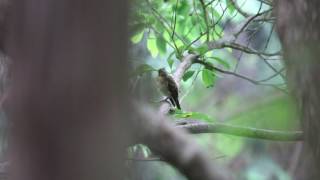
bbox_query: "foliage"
[129,0,238,88]
[129,0,292,179]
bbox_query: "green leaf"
[225,0,236,14]
[154,21,165,33]
[131,30,144,44]
[212,9,221,19]
[147,38,159,58]
[182,71,195,81]
[163,31,171,42]
[176,19,186,35]
[226,47,232,53]
[195,45,209,55]
[187,47,197,54]
[174,111,214,122]
[168,59,174,69]
[176,40,185,49]
[200,35,207,43]
[167,52,175,69]
[176,1,189,15]
[156,36,167,54]
[215,25,223,35]
[202,69,215,88]
[132,64,156,77]
[209,56,230,69]
[213,25,223,40]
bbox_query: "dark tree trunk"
[6,0,129,180]
[276,0,320,179]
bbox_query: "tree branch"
[234,9,268,37]
[135,106,232,180]
[258,68,285,82]
[194,59,288,93]
[229,0,250,17]
[176,120,303,141]
[208,41,281,56]
[204,8,280,58]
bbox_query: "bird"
[156,68,181,110]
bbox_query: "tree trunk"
[276,0,320,179]
[6,0,129,180]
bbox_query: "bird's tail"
[173,97,181,110]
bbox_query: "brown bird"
[157,68,181,109]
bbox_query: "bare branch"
[204,7,280,59]
[258,68,285,82]
[229,0,250,17]
[205,10,281,57]
[253,16,276,23]
[126,155,226,162]
[256,0,273,6]
[234,8,272,37]
[204,0,215,8]
[174,54,200,83]
[126,157,163,161]
[194,59,288,93]
[208,41,281,56]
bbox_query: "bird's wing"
[167,76,181,109]
[167,76,179,97]
[157,76,170,96]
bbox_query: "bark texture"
[6,0,129,180]
[276,0,320,179]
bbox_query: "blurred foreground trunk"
[6,0,129,180]
[276,0,320,179]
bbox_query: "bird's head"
[158,68,167,77]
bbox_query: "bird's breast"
[156,76,170,96]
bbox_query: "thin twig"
[199,0,210,42]
[171,0,179,39]
[258,68,285,82]
[234,5,268,37]
[208,41,282,56]
[234,10,267,72]
[194,59,288,93]
[229,0,250,17]
[256,0,273,6]
[146,0,187,53]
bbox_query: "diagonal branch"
[258,68,285,82]
[229,0,250,17]
[204,8,280,58]
[208,41,281,56]
[135,105,233,180]
[233,8,272,37]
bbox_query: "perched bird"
[157,68,181,109]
